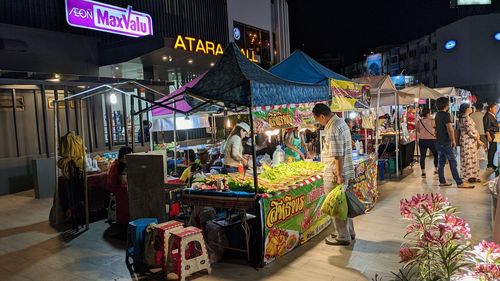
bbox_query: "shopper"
[416,108,438,177]
[406,105,417,131]
[470,103,487,144]
[284,127,310,161]
[434,97,474,188]
[458,103,483,183]
[179,149,201,183]
[312,103,355,246]
[222,122,250,173]
[107,146,133,225]
[483,103,499,170]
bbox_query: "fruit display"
[259,161,324,183]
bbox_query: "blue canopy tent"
[269,49,351,85]
[183,43,329,108]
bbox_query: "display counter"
[178,158,379,266]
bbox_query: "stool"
[166,226,211,281]
[107,193,116,222]
[152,220,184,269]
[126,218,158,269]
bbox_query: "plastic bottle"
[355,140,361,152]
[272,145,285,166]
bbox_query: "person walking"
[434,97,474,188]
[483,103,499,170]
[470,103,487,144]
[416,108,438,177]
[458,103,483,183]
[312,103,355,246]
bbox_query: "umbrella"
[399,84,443,100]
[434,87,458,97]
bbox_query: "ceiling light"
[210,62,215,67]
[188,59,193,64]
[114,66,119,70]
[444,40,457,50]
[494,32,500,41]
[109,93,117,104]
[168,56,173,62]
[348,112,357,119]
[162,55,168,61]
[54,73,60,79]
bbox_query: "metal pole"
[80,101,89,229]
[375,88,381,153]
[122,93,129,146]
[53,100,60,225]
[138,91,145,147]
[91,97,98,150]
[41,85,50,158]
[248,109,259,196]
[131,96,135,152]
[173,102,177,171]
[33,90,42,155]
[74,96,80,135]
[149,110,153,151]
[105,93,113,150]
[395,94,400,177]
[55,90,61,146]
[64,86,70,133]
[11,89,20,157]
[85,99,94,153]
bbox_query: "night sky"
[288,0,499,69]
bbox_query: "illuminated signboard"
[173,35,258,62]
[457,0,491,5]
[65,0,153,37]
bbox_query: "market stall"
[270,51,379,206]
[172,43,332,266]
[354,75,416,176]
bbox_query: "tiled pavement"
[0,158,494,281]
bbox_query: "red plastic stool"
[166,226,211,281]
[152,220,184,269]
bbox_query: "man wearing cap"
[223,122,251,173]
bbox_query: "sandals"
[468,178,481,183]
[439,182,452,187]
[457,183,475,189]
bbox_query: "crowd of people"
[417,98,498,188]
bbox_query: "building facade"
[342,13,499,100]
[0,0,290,195]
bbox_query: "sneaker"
[457,183,475,189]
[325,237,350,246]
[421,173,426,178]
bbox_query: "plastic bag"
[346,190,366,218]
[321,184,348,220]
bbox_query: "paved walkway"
[0,158,494,281]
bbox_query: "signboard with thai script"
[330,79,370,111]
[65,0,153,37]
[252,103,319,133]
[261,176,331,264]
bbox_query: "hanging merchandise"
[57,132,85,179]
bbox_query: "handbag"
[345,189,366,218]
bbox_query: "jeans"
[436,143,463,185]
[488,141,498,168]
[418,139,438,170]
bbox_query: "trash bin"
[388,157,396,174]
[378,159,387,180]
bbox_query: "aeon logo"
[69,7,92,19]
[65,0,153,38]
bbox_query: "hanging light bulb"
[349,111,357,119]
[109,93,117,104]
[226,118,231,128]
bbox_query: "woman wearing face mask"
[222,122,250,173]
[458,103,484,183]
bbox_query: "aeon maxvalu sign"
[65,0,153,37]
